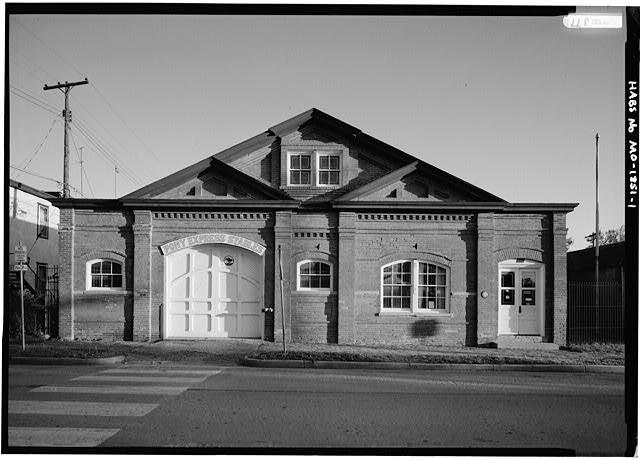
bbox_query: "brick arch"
[494,247,543,263]
[82,250,126,264]
[379,251,451,267]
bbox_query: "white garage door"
[165,244,263,338]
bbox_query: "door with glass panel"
[498,265,541,335]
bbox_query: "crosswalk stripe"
[9,427,120,447]
[71,375,207,384]
[9,400,158,417]
[100,368,222,376]
[31,385,188,395]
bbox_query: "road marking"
[9,400,158,417]
[9,427,120,447]
[71,375,208,384]
[31,385,188,395]
[100,368,222,376]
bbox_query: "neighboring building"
[8,179,60,333]
[567,242,625,282]
[50,109,577,348]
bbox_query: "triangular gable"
[335,161,503,203]
[121,157,292,200]
[212,108,504,202]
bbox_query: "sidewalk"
[8,338,624,372]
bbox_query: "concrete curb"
[240,357,624,373]
[10,355,125,366]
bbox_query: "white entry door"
[498,264,542,335]
[165,244,263,339]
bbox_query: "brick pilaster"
[273,211,292,343]
[476,212,496,344]
[337,211,356,344]
[552,212,568,346]
[132,210,153,341]
[58,208,75,339]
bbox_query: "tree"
[566,237,574,250]
[585,225,625,247]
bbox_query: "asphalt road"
[6,363,626,454]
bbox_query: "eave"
[331,201,579,213]
[10,179,60,201]
[119,199,301,210]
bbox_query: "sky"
[7,11,626,250]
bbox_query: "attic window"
[186,186,196,196]
[289,153,312,185]
[386,189,398,198]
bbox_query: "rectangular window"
[500,271,516,305]
[36,263,47,295]
[37,204,49,239]
[417,263,447,310]
[289,154,312,185]
[317,153,341,186]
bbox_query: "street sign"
[15,243,27,263]
[13,264,28,272]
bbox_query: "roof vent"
[386,189,398,198]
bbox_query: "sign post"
[15,242,27,351]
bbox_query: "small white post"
[20,268,25,351]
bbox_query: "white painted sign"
[14,243,27,263]
[160,233,266,256]
[13,264,28,272]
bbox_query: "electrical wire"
[73,118,144,184]
[18,116,60,172]
[9,83,59,112]
[9,88,59,116]
[70,123,142,187]
[68,128,95,198]
[89,82,162,163]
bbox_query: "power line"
[10,166,86,198]
[89,82,162,163]
[72,121,142,185]
[73,118,144,184]
[12,18,85,79]
[9,88,59,115]
[68,128,95,198]
[18,116,60,172]
[71,123,142,187]
[12,18,157,182]
[10,83,59,112]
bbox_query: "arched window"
[297,260,332,291]
[86,259,123,290]
[381,260,449,312]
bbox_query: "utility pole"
[43,78,89,198]
[79,146,84,196]
[595,133,600,322]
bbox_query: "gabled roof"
[213,108,505,202]
[9,179,61,201]
[121,157,292,201]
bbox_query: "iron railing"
[567,281,624,343]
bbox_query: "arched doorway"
[498,259,545,336]
[164,242,264,339]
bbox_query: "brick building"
[51,109,577,348]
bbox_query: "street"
[6,363,625,454]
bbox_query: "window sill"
[376,310,452,318]
[294,290,336,294]
[80,289,130,295]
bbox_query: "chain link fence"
[567,281,624,343]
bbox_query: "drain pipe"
[278,245,287,354]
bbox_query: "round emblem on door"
[223,255,235,266]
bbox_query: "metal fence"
[567,281,624,343]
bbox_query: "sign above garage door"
[160,233,266,256]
